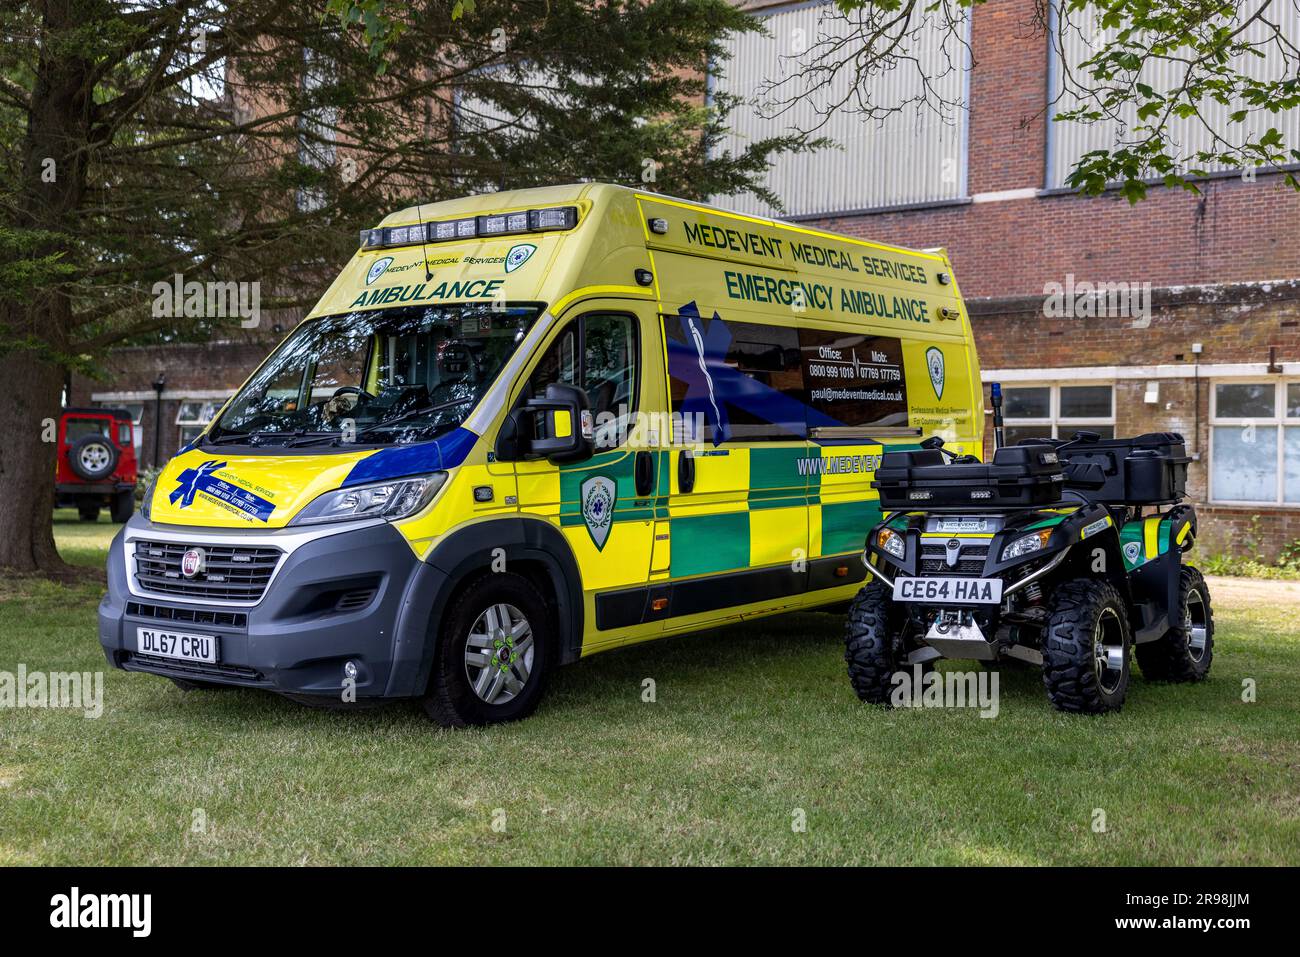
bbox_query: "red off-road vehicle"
[55,408,138,523]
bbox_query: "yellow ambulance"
[100,183,983,725]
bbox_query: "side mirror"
[498,383,593,464]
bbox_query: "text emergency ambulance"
[100,183,983,725]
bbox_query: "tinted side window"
[582,314,637,422]
[664,312,804,444]
[528,324,578,397]
[526,313,639,449]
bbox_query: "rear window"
[65,419,110,441]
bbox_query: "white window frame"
[999,382,1116,440]
[176,398,223,447]
[1209,378,1300,507]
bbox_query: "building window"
[1211,381,1300,504]
[710,1,970,218]
[176,400,223,446]
[999,383,1115,445]
[1047,5,1300,188]
[119,403,144,454]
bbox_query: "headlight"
[139,474,157,520]
[1001,529,1053,561]
[290,472,447,526]
[877,527,906,559]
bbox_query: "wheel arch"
[387,517,584,698]
[1049,530,1132,604]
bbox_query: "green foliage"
[1,0,802,360]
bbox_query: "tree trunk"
[0,0,94,575]
[0,349,69,574]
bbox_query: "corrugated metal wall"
[1048,3,1300,188]
[711,1,971,219]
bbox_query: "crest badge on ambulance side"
[366,256,393,285]
[926,346,945,399]
[581,475,616,551]
[505,243,537,273]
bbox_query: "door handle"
[635,450,654,497]
[678,449,695,494]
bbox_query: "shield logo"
[580,475,616,551]
[925,346,945,399]
[181,547,207,579]
[505,243,537,273]
[366,256,393,285]
[1123,541,1142,565]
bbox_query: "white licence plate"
[136,627,218,664]
[895,577,1003,605]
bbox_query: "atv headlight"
[1001,528,1053,561]
[291,472,447,526]
[877,527,906,560]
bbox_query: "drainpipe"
[152,374,166,467]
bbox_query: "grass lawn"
[0,509,1297,865]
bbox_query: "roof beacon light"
[360,205,579,250]
[479,211,530,236]
[386,224,422,246]
[530,206,577,231]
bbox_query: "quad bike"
[845,387,1212,714]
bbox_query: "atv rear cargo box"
[1058,432,1189,504]
[874,443,1065,509]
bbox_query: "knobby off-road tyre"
[844,580,925,705]
[422,572,553,728]
[1040,579,1132,714]
[1135,566,1214,682]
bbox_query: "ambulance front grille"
[132,540,281,602]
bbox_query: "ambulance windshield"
[207,302,541,447]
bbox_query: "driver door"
[509,304,659,644]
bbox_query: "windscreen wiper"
[275,398,476,449]
[346,397,475,442]
[204,430,275,446]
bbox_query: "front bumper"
[98,514,445,698]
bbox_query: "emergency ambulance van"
[99,183,983,725]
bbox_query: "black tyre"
[1135,566,1214,682]
[844,580,926,705]
[77,503,100,522]
[1041,579,1132,714]
[111,489,134,523]
[68,434,118,481]
[422,572,553,727]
